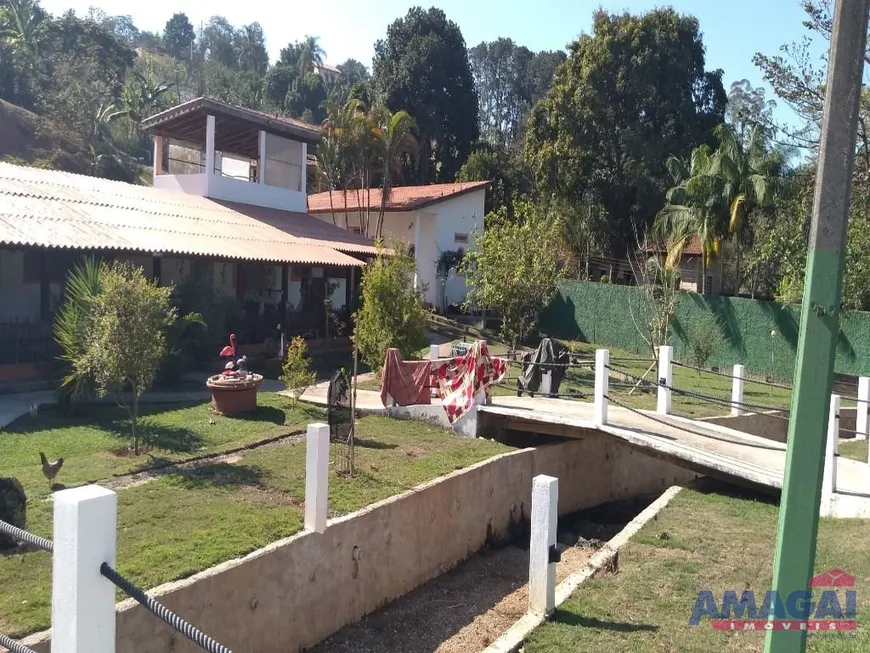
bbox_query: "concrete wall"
[25,438,697,653]
[703,407,859,443]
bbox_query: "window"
[454,233,468,244]
[349,226,361,234]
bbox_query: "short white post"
[529,474,558,617]
[857,376,870,440]
[594,349,609,425]
[731,364,745,417]
[52,485,117,653]
[657,345,673,415]
[305,423,330,533]
[429,344,440,361]
[822,394,840,511]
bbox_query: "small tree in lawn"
[684,313,724,384]
[79,262,176,454]
[355,243,429,371]
[461,206,566,354]
[281,336,317,408]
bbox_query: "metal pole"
[765,2,869,652]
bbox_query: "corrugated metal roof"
[0,162,379,267]
[307,181,491,213]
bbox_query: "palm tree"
[297,35,325,75]
[372,107,417,239]
[0,0,43,55]
[711,123,781,292]
[314,132,340,225]
[653,145,727,295]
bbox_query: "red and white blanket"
[431,341,508,424]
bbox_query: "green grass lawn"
[0,404,511,637]
[840,439,868,463]
[524,484,870,653]
[0,394,324,501]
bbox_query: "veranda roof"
[0,162,378,267]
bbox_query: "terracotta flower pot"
[206,373,264,415]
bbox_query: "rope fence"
[100,563,232,653]
[0,633,37,653]
[0,520,53,552]
[604,364,792,417]
[602,393,786,450]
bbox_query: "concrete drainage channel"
[311,491,674,653]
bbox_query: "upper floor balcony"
[142,97,320,214]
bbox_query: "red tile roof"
[307,181,491,214]
[0,162,378,266]
[644,236,703,256]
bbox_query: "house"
[315,62,342,81]
[644,237,723,295]
[307,181,490,310]
[0,97,380,385]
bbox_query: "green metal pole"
[765,2,869,652]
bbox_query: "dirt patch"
[313,544,593,653]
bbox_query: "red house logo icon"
[809,569,856,588]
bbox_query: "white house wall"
[309,188,485,308]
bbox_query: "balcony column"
[205,114,216,185]
[301,142,307,194]
[258,130,266,185]
[152,135,163,176]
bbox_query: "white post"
[731,364,745,417]
[205,114,216,179]
[305,423,329,533]
[152,135,163,176]
[529,474,558,617]
[258,130,267,185]
[52,485,117,653]
[594,349,609,426]
[412,211,421,291]
[300,142,308,194]
[857,376,869,440]
[657,345,673,415]
[429,344,440,361]
[822,394,840,511]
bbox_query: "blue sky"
[42,0,828,128]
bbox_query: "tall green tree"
[235,23,268,74]
[297,35,324,75]
[525,8,726,256]
[461,202,566,352]
[78,262,177,454]
[469,38,565,145]
[653,145,725,294]
[455,142,531,220]
[372,106,417,239]
[373,7,479,183]
[162,12,195,60]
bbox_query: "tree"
[163,12,195,60]
[54,257,102,409]
[373,7,479,183]
[725,79,776,144]
[469,38,565,145]
[525,8,726,256]
[372,106,417,238]
[297,35,324,75]
[0,0,44,56]
[281,336,316,408]
[78,262,177,455]
[354,245,429,370]
[456,143,531,219]
[461,203,566,351]
[653,145,725,295]
[684,313,724,383]
[235,23,268,74]
[201,16,238,69]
